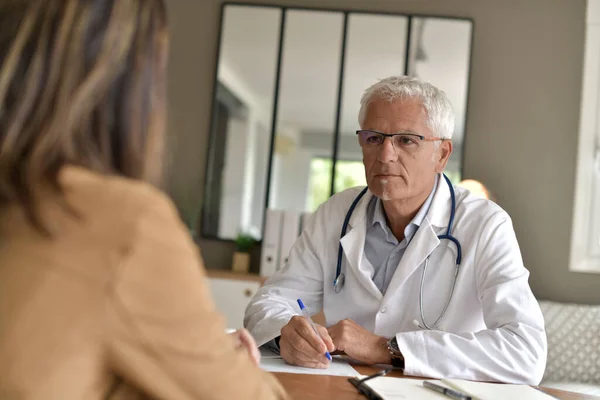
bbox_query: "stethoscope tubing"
[333,174,463,330]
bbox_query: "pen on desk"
[296,299,332,361]
[423,381,472,400]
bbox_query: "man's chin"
[369,185,410,201]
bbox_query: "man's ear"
[435,140,453,172]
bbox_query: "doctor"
[244,76,547,384]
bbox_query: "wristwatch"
[387,336,405,369]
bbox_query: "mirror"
[408,17,472,183]
[202,5,281,239]
[202,4,473,241]
[268,9,344,214]
[334,13,409,195]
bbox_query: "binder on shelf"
[260,209,283,277]
[278,210,301,271]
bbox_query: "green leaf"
[235,232,257,253]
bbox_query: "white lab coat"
[244,175,547,384]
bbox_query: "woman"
[0,1,287,399]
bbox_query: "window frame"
[570,0,600,273]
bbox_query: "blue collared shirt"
[364,175,439,295]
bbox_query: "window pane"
[596,84,600,253]
[590,149,600,256]
[334,160,367,193]
[307,158,333,212]
[307,159,367,212]
[268,10,344,212]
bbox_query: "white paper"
[359,376,449,400]
[442,379,556,400]
[260,356,358,376]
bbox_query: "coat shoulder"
[454,186,511,224]
[313,186,369,220]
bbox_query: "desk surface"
[273,365,600,400]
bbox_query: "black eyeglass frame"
[356,129,445,143]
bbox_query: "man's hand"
[327,319,391,365]
[279,315,335,369]
[230,328,261,367]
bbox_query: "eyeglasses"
[356,130,444,153]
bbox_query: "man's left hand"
[327,319,391,365]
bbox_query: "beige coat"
[0,166,288,400]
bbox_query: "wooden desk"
[273,366,600,400]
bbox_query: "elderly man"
[244,76,546,384]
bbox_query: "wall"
[165,0,600,304]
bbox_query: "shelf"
[206,269,267,284]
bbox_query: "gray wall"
[165,0,600,304]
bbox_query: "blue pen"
[297,299,332,361]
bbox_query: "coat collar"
[339,173,454,300]
[347,173,452,231]
[346,189,375,231]
[383,175,454,299]
[426,173,453,229]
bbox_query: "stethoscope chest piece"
[333,273,345,293]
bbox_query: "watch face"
[389,336,400,353]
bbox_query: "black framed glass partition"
[201,3,473,241]
[268,9,344,215]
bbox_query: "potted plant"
[232,232,257,274]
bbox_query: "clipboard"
[348,377,385,400]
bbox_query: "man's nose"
[377,137,398,162]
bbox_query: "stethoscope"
[333,174,463,330]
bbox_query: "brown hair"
[0,0,168,232]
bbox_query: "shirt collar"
[370,174,439,242]
[412,173,439,228]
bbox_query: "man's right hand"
[279,315,335,369]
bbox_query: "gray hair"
[358,76,455,139]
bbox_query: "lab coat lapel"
[383,220,440,299]
[383,175,452,300]
[427,173,453,230]
[339,190,383,301]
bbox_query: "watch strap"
[387,337,405,370]
[391,355,405,369]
